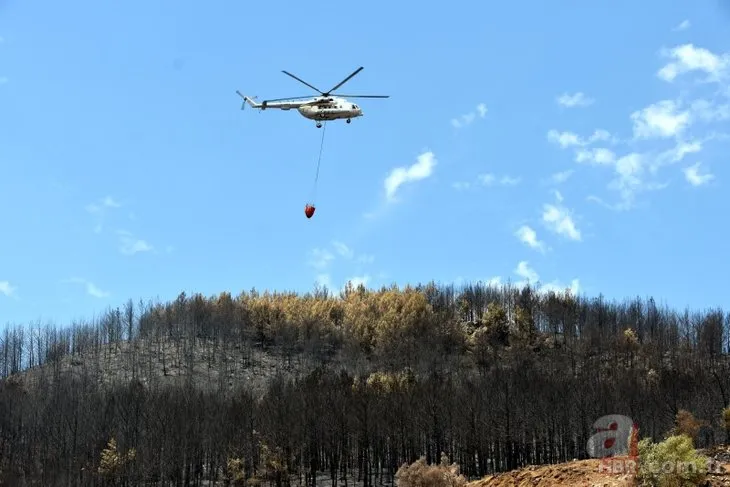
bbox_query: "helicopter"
[236,66,388,128]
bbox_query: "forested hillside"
[2,281,730,486]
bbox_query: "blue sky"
[1,1,730,325]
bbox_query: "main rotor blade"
[263,96,316,102]
[334,94,389,98]
[281,70,324,94]
[325,66,363,94]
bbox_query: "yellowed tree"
[98,437,136,485]
[225,457,246,486]
[621,327,639,367]
[513,305,537,344]
[481,302,509,348]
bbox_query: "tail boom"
[236,91,262,109]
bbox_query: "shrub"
[395,453,467,487]
[669,410,703,442]
[636,434,708,486]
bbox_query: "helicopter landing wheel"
[346,119,351,124]
[316,122,322,128]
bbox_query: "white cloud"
[586,150,670,211]
[452,181,471,190]
[85,196,122,233]
[657,44,729,82]
[0,281,17,298]
[485,276,502,287]
[117,230,153,255]
[309,248,334,269]
[453,173,520,189]
[499,175,521,185]
[673,20,691,32]
[649,139,703,172]
[478,174,495,185]
[451,103,487,128]
[547,129,613,148]
[384,151,436,201]
[541,278,581,296]
[476,103,488,118]
[315,273,333,290]
[547,130,582,148]
[683,162,714,186]
[575,147,616,165]
[557,92,594,107]
[512,262,580,295]
[515,261,539,283]
[332,241,354,259]
[515,225,547,253]
[63,277,110,298]
[86,196,121,213]
[631,100,690,139]
[310,241,373,269]
[308,242,375,291]
[345,275,370,290]
[542,202,581,241]
[691,99,730,122]
[549,170,573,184]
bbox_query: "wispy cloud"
[451,103,487,128]
[63,277,110,298]
[673,19,691,32]
[515,225,547,253]
[344,275,370,290]
[86,196,122,233]
[513,261,580,295]
[452,173,521,190]
[0,281,17,299]
[546,129,614,148]
[332,241,354,260]
[0,77,8,86]
[515,261,540,283]
[86,196,121,213]
[307,240,376,292]
[384,151,436,201]
[542,192,582,241]
[556,92,594,107]
[315,273,333,290]
[548,170,573,184]
[116,230,153,255]
[631,100,691,139]
[657,43,729,83]
[683,162,714,186]
[309,248,335,269]
[575,147,616,165]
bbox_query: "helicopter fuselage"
[297,98,363,121]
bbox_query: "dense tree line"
[1,281,729,485]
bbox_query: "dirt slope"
[467,455,730,487]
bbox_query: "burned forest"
[1,281,730,486]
